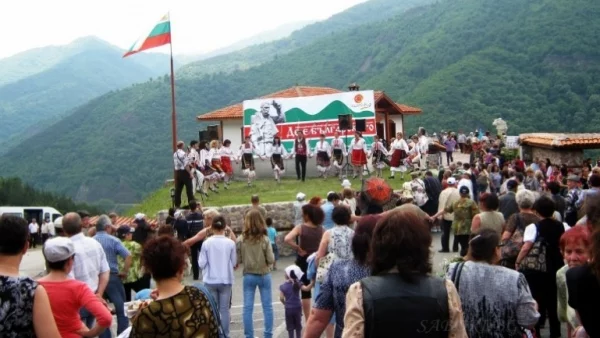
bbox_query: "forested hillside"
[178,0,434,78]
[0,37,172,150]
[2,0,598,204]
[0,177,102,214]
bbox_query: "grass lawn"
[127,170,409,216]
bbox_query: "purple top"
[444,139,457,152]
[280,280,302,309]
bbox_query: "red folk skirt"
[211,159,223,173]
[351,149,367,166]
[390,149,407,167]
[221,156,233,175]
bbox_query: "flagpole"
[169,40,177,153]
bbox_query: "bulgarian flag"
[123,13,171,57]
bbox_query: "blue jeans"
[243,274,273,338]
[205,283,232,338]
[105,273,128,336]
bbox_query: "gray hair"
[96,215,112,231]
[62,212,82,236]
[516,190,536,209]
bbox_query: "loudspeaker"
[338,114,353,131]
[198,130,208,142]
[355,119,366,132]
[207,125,219,140]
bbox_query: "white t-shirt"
[523,222,571,242]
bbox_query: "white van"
[0,206,63,224]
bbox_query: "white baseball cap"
[447,177,457,185]
[43,237,75,263]
[134,213,146,220]
[296,192,306,201]
[341,179,352,188]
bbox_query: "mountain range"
[1,0,599,205]
[0,37,174,150]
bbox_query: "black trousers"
[123,274,151,302]
[440,220,452,251]
[446,151,453,165]
[29,233,38,248]
[174,170,194,208]
[295,155,307,181]
[190,241,202,280]
[456,234,470,256]
[523,270,561,338]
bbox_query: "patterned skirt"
[332,149,344,166]
[316,151,330,167]
[271,153,284,170]
[211,159,223,173]
[241,153,254,170]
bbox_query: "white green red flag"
[123,13,171,57]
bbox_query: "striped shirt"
[69,233,110,292]
[93,231,130,274]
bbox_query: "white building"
[196,85,422,146]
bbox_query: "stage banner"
[243,90,376,156]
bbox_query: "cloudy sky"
[1,0,368,58]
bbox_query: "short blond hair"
[209,140,219,148]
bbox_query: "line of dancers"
[184,128,430,193]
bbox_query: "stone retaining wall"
[204,201,297,257]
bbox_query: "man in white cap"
[341,179,352,189]
[132,213,153,246]
[437,177,460,252]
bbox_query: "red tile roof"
[519,133,600,149]
[197,86,421,121]
[88,216,158,227]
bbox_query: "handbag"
[519,223,547,273]
[500,214,524,268]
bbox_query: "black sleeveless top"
[361,273,449,338]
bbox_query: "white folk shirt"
[208,148,221,161]
[218,146,234,159]
[199,149,211,167]
[237,143,255,158]
[331,137,347,155]
[313,141,332,157]
[188,148,200,167]
[370,141,389,157]
[350,138,367,152]
[271,145,288,156]
[391,138,410,152]
[418,135,430,155]
[173,149,189,170]
[29,222,38,234]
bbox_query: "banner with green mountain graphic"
[243,90,376,154]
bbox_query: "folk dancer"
[188,140,206,197]
[369,135,390,178]
[312,134,332,179]
[416,127,430,172]
[173,140,194,208]
[289,131,308,182]
[199,141,220,194]
[349,131,368,180]
[270,136,289,183]
[389,132,410,179]
[219,139,235,189]
[330,131,347,179]
[208,140,226,187]
[408,135,421,171]
[238,136,257,186]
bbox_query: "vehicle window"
[52,214,61,221]
[44,212,50,221]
